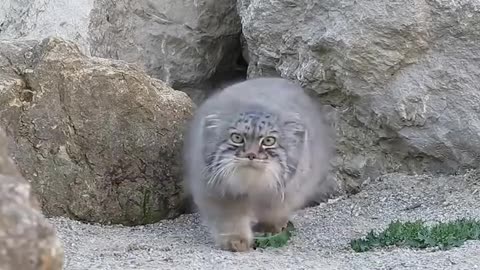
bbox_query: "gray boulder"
[238,0,480,192]
[0,0,243,95]
[0,127,64,270]
[0,37,195,225]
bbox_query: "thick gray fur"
[182,77,335,251]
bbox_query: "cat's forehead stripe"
[230,110,277,139]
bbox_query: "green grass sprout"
[254,221,295,249]
[351,218,480,252]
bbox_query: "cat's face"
[226,111,283,166]
[203,110,305,197]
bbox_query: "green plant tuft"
[254,221,295,249]
[351,218,480,252]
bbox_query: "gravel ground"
[51,171,480,270]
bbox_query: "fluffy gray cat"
[183,77,335,252]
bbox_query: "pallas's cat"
[183,77,334,252]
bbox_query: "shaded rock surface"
[0,127,64,270]
[238,0,480,192]
[89,0,244,94]
[0,37,195,225]
[0,0,244,100]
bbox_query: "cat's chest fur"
[223,166,278,197]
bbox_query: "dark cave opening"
[178,34,249,105]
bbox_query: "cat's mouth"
[234,157,269,169]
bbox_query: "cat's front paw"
[217,234,253,252]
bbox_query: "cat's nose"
[246,153,257,160]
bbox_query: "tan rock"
[0,127,64,270]
[0,37,195,225]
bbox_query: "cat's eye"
[262,136,276,147]
[230,133,244,144]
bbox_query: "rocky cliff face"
[0,127,64,270]
[238,0,480,191]
[0,37,194,225]
[0,0,245,102]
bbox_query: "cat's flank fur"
[183,77,335,252]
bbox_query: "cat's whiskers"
[265,164,285,202]
[206,158,237,189]
[208,164,226,187]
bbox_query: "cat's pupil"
[231,133,244,144]
[262,136,275,146]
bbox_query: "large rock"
[238,0,480,192]
[0,0,243,97]
[0,127,64,270]
[0,37,195,225]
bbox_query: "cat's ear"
[201,113,223,142]
[200,114,221,164]
[200,113,221,147]
[283,113,307,143]
[202,113,221,130]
